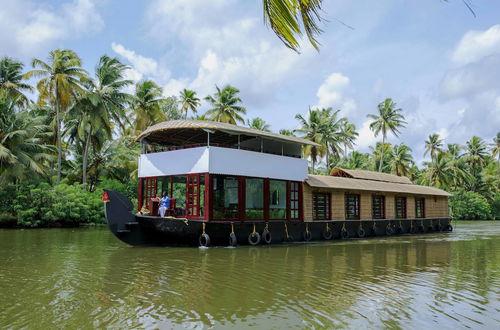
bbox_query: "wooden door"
[186,174,200,217]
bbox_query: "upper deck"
[136,120,318,181]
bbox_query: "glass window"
[172,176,186,211]
[269,180,286,219]
[372,195,385,219]
[395,196,406,218]
[345,194,360,219]
[245,178,264,219]
[289,182,300,220]
[157,176,170,199]
[313,193,330,220]
[213,175,239,219]
[416,198,425,218]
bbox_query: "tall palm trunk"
[379,134,385,172]
[325,142,330,174]
[82,128,92,185]
[55,99,62,184]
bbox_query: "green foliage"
[0,183,105,227]
[490,194,500,220]
[450,191,492,220]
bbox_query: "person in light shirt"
[158,191,170,217]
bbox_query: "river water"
[0,221,499,329]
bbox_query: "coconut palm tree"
[369,142,393,173]
[390,143,414,177]
[340,121,358,156]
[294,108,326,173]
[424,133,444,161]
[316,108,346,173]
[262,0,323,52]
[335,151,370,171]
[204,85,246,124]
[179,89,201,120]
[0,57,32,105]
[247,117,271,131]
[67,55,132,185]
[422,152,453,188]
[491,132,500,166]
[465,136,488,170]
[25,49,87,184]
[0,93,53,184]
[367,98,407,172]
[279,129,295,136]
[131,80,167,132]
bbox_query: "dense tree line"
[0,51,498,226]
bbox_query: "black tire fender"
[358,227,366,238]
[322,229,333,240]
[199,233,210,247]
[229,233,237,247]
[386,225,394,236]
[303,230,312,241]
[262,230,272,244]
[341,229,349,239]
[445,224,453,232]
[248,232,261,245]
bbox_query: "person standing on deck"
[158,191,170,217]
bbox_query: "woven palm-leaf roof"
[330,168,413,184]
[306,175,451,197]
[136,120,319,146]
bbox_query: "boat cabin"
[136,120,451,222]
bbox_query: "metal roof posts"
[203,128,215,148]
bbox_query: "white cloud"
[452,24,500,65]
[356,120,376,150]
[111,42,159,77]
[0,0,103,55]
[314,72,357,115]
[163,79,187,97]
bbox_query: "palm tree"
[340,121,358,156]
[294,109,326,173]
[0,93,53,184]
[491,132,500,166]
[424,133,444,161]
[131,80,167,132]
[335,151,370,171]
[279,129,295,136]
[390,144,414,177]
[367,98,407,172]
[67,55,132,185]
[247,117,271,131]
[179,89,200,120]
[26,49,87,184]
[263,0,323,52]
[0,57,32,105]
[370,142,393,173]
[422,152,453,188]
[204,85,246,124]
[465,136,488,170]
[316,108,346,173]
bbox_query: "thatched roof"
[330,168,413,184]
[306,175,451,197]
[136,120,319,146]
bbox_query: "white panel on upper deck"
[138,147,209,177]
[138,146,308,180]
[208,147,308,181]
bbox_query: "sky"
[1,0,499,165]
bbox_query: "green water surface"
[0,221,499,329]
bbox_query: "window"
[345,194,360,219]
[246,178,264,219]
[372,195,385,219]
[416,198,425,218]
[313,193,330,220]
[289,182,300,220]
[213,175,239,219]
[186,174,200,217]
[172,176,187,210]
[395,196,407,219]
[143,177,158,208]
[269,180,286,219]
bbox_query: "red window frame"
[289,181,300,220]
[186,174,201,217]
[144,177,158,209]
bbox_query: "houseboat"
[103,120,453,246]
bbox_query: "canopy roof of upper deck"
[136,120,320,147]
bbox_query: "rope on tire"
[231,222,235,235]
[284,223,290,239]
[202,222,206,234]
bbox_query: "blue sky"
[1,0,499,165]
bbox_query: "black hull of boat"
[104,190,453,247]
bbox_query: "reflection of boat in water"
[104,120,452,247]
